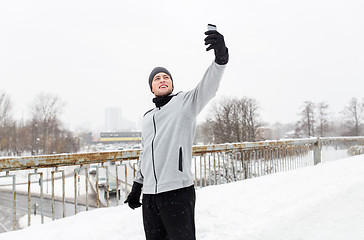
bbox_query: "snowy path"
[2,155,364,240]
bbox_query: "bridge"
[1,136,363,233]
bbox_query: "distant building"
[256,127,273,141]
[105,107,122,131]
[99,132,141,144]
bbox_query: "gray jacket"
[135,61,226,194]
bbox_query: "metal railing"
[0,136,363,232]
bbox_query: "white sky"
[2,154,364,239]
[1,0,364,131]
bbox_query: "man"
[125,27,228,240]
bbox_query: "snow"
[18,215,53,229]
[2,155,364,240]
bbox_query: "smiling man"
[150,70,173,97]
[124,27,229,240]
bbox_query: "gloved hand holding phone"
[204,24,229,65]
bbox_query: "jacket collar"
[152,94,174,108]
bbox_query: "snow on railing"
[0,137,363,232]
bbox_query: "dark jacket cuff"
[215,48,229,65]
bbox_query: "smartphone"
[207,24,217,31]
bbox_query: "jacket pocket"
[178,147,183,172]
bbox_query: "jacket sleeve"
[183,61,226,116]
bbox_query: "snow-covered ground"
[2,154,364,240]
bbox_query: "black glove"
[204,30,229,65]
[124,182,143,209]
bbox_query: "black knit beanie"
[148,67,173,92]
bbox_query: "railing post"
[314,138,322,165]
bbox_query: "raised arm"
[183,29,229,115]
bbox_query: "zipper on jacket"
[178,147,183,172]
[151,114,158,193]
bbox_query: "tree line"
[2,89,363,156]
[295,98,364,138]
[0,91,79,156]
[196,96,364,144]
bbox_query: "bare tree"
[210,98,235,143]
[296,101,315,137]
[0,91,12,124]
[31,93,65,123]
[342,97,364,136]
[30,93,66,154]
[0,91,14,154]
[14,120,30,155]
[207,97,260,143]
[240,97,260,141]
[316,102,330,137]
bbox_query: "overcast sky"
[1,0,363,131]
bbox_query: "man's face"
[151,72,173,97]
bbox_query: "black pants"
[142,185,196,240]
